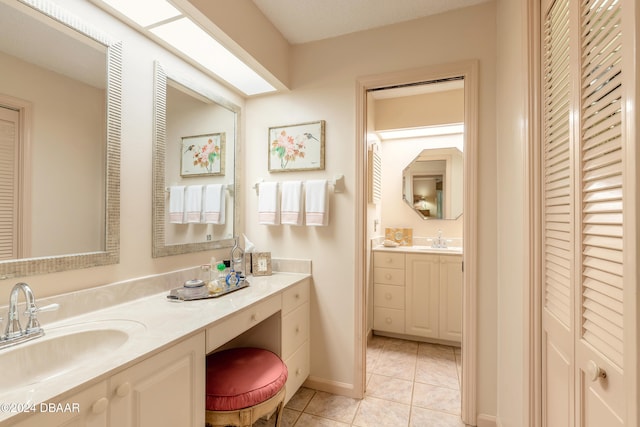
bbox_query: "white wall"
[245,2,498,417]
[0,0,244,298]
[495,0,528,426]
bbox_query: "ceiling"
[251,0,490,44]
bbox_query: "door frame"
[355,59,479,425]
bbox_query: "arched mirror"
[152,61,239,257]
[0,0,121,278]
[402,147,463,220]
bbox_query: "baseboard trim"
[303,376,359,399]
[476,414,498,427]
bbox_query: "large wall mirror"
[402,147,463,220]
[152,61,239,257]
[0,0,121,278]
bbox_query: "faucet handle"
[24,303,60,316]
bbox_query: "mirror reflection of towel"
[305,180,328,226]
[203,184,225,224]
[185,185,203,223]
[169,186,185,224]
[281,181,303,225]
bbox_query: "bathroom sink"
[410,245,463,254]
[0,319,145,391]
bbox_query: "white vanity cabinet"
[108,332,205,427]
[10,382,109,427]
[281,280,310,404]
[373,250,462,343]
[372,252,406,334]
[11,333,205,427]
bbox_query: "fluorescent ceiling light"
[100,0,180,27]
[150,18,275,96]
[377,123,464,140]
[95,0,276,96]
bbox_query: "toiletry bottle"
[226,268,239,289]
[215,263,227,290]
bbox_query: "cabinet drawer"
[374,267,405,285]
[206,295,281,353]
[374,284,405,310]
[282,279,310,315]
[282,302,310,360]
[373,251,405,269]
[373,307,405,334]
[284,341,310,405]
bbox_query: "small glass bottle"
[226,268,239,289]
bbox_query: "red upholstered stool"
[205,347,288,427]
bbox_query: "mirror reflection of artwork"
[181,133,225,177]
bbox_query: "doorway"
[355,60,479,426]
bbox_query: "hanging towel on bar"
[203,184,225,224]
[258,182,280,225]
[305,179,329,226]
[169,186,186,224]
[281,180,303,225]
[185,185,203,223]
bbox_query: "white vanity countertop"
[373,245,463,255]
[0,272,310,425]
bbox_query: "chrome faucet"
[1,282,58,349]
[432,229,448,249]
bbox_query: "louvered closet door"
[541,0,575,424]
[541,0,629,425]
[0,106,19,260]
[575,0,624,425]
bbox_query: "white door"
[541,0,633,425]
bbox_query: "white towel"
[203,184,225,224]
[305,180,329,226]
[258,182,279,225]
[185,185,203,223]
[281,180,303,225]
[169,186,185,224]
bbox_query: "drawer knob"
[295,293,300,299]
[385,293,392,300]
[116,382,131,397]
[251,313,258,322]
[386,258,392,263]
[385,273,392,280]
[385,317,392,324]
[295,325,300,333]
[296,368,302,375]
[91,397,109,415]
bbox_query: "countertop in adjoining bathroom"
[0,272,310,425]
[373,245,463,255]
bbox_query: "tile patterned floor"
[254,335,464,427]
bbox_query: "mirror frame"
[152,61,240,257]
[0,0,121,279]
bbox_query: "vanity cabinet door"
[10,381,108,427]
[438,255,463,342]
[108,332,205,427]
[405,254,440,339]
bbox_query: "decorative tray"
[166,281,250,301]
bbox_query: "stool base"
[205,386,286,427]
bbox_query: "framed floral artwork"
[268,120,325,172]
[180,133,225,177]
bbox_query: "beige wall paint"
[244,1,497,416]
[0,51,105,257]
[380,135,464,237]
[495,0,527,426]
[0,0,244,298]
[374,89,465,130]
